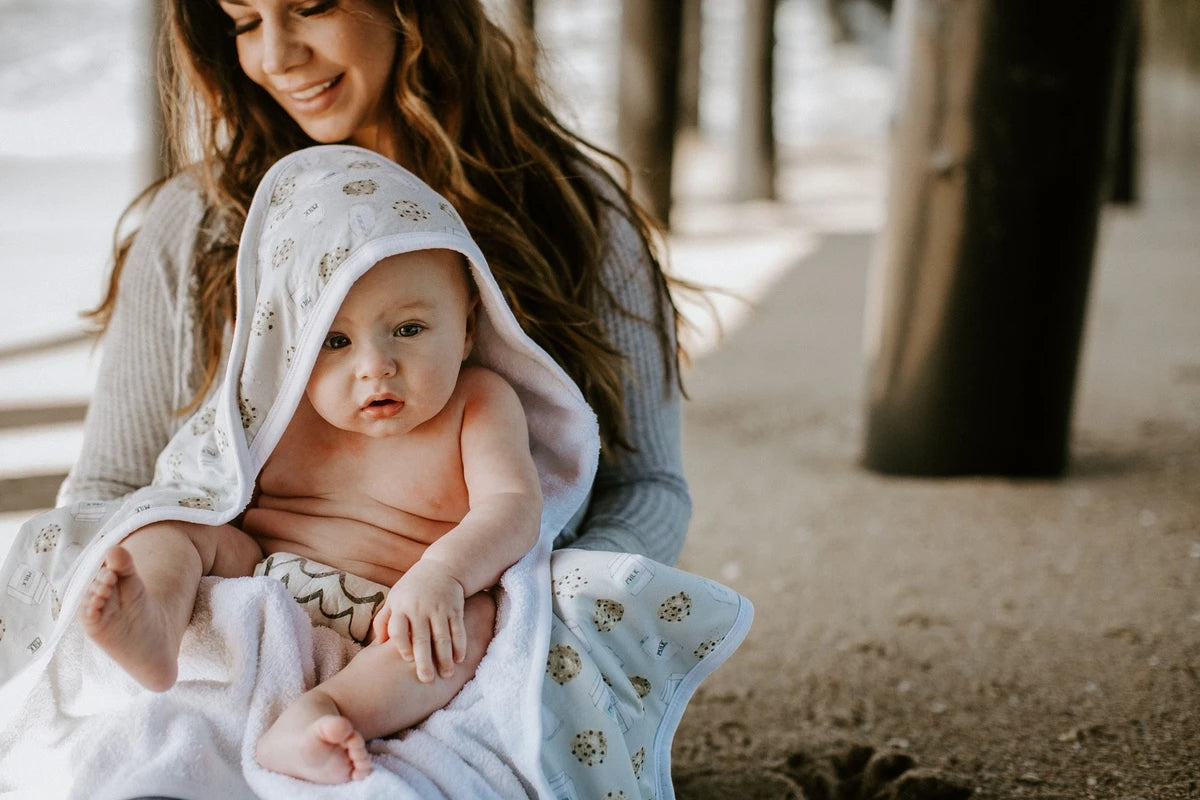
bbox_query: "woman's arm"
[57,176,208,505]
[556,203,692,566]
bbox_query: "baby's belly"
[241,502,454,587]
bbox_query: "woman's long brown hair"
[88,0,686,452]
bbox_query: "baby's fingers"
[410,622,436,683]
[371,606,392,644]
[431,616,459,679]
[449,612,468,666]
[387,613,414,661]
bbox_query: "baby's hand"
[371,560,466,683]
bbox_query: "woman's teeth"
[292,79,335,101]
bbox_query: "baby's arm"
[372,368,543,682]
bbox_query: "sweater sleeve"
[56,177,207,505]
[554,202,692,566]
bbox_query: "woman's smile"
[284,75,342,103]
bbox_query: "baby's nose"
[357,345,397,379]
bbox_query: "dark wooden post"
[678,0,703,132]
[734,0,777,201]
[617,1,684,227]
[145,0,166,183]
[824,0,851,42]
[862,0,1137,477]
[1109,0,1140,204]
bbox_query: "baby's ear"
[463,295,480,361]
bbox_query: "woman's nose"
[260,19,309,76]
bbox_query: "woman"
[60,0,691,567]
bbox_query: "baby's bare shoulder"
[456,366,527,426]
[457,365,519,401]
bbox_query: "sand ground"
[667,153,1200,798]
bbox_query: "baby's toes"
[346,735,371,781]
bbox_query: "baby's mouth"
[361,394,404,418]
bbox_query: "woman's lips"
[290,77,338,101]
[281,75,343,111]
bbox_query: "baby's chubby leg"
[256,591,497,784]
[79,520,262,691]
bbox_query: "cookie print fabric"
[0,145,751,799]
[542,550,752,799]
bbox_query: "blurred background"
[1,3,1199,795]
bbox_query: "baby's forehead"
[366,248,475,288]
[369,247,468,273]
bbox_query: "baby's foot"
[257,714,371,784]
[79,545,179,691]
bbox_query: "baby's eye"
[323,333,351,349]
[394,323,424,338]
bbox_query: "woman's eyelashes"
[298,0,339,18]
[224,0,340,37]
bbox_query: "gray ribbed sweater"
[58,173,690,565]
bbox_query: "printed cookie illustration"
[570,729,607,767]
[166,451,184,481]
[0,617,6,642]
[694,634,725,660]
[342,179,378,196]
[33,524,62,553]
[285,345,296,369]
[603,792,629,800]
[271,237,294,270]
[347,159,381,170]
[179,496,215,511]
[252,300,276,336]
[552,567,588,601]
[191,405,216,436]
[270,175,296,207]
[393,199,432,223]
[628,675,651,698]
[592,598,625,632]
[547,643,582,685]
[657,590,693,622]
[438,200,463,225]
[631,746,645,779]
[239,396,258,430]
[318,247,350,282]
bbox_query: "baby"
[79,244,543,784]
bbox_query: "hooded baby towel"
[0,145,752,799]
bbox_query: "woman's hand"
[371,559,467,683]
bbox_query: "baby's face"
[306,249,477,437]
